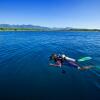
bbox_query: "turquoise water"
[0,31,100,100]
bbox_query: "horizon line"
[0,23,100,29]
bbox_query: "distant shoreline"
[0,25,100,32]
[0,29,100,32]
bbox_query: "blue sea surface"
[0,31,100,100]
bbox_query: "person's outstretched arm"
[49,60,62,68]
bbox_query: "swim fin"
[80,66,93,70]
[78,57,92,62]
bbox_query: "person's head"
[51,53,57,59]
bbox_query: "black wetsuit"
[49,56,64,64]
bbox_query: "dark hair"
[51,53,57,57]
[50,53,57,60]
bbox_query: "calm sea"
[0,31,100,100]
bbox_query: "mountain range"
[0,24,100,31]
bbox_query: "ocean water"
[0,31,100,100]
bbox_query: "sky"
[0,0,100,28]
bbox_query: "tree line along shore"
[0,27,100,32]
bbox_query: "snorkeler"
[49,54,63,67]
[49,54,92,70]
[49,53,78,68]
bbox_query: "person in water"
[49,53,79,67]
[49,54,63,67]
[49,53,91,70]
